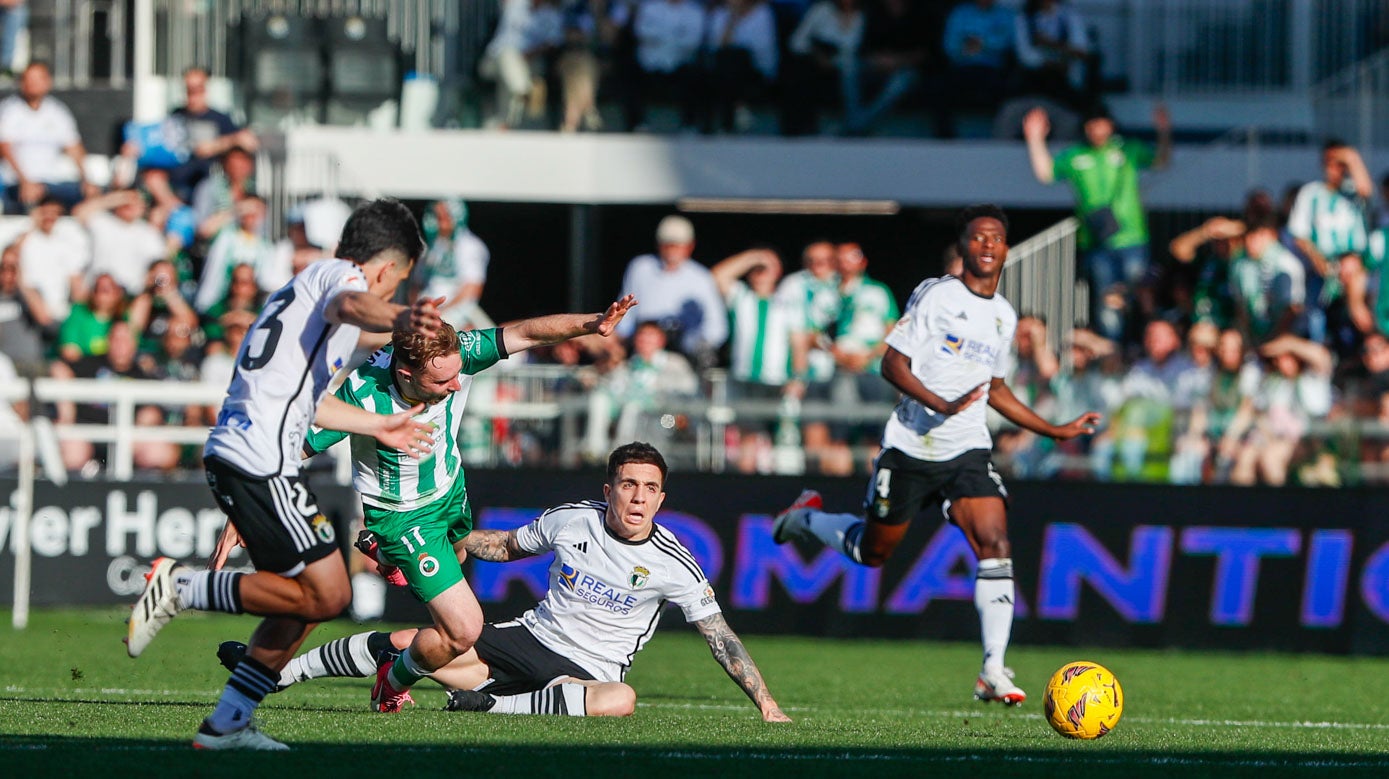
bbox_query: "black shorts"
[473,621,597,696]
[204,455,339,576]
[864,448,1008,527]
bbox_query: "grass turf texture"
[1,609,1388,777]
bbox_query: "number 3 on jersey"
[240,287,297,371]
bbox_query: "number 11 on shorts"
[400,526,426,554]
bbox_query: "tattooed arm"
[461,529,536,563]
[693,613,791,722]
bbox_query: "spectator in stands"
[192,145,256,241]
[841,0,939,136]
[701,0,779,134]
[166,67,258,199]
[194,196,275,313]
[50,319,165,473]
[1287,140,1373,343]
[55,272,125,364]
[128,258,199,356]
[1096,319,1201,482]
[937,0,1015,138]
[0,61,98,213]
[1201,328,1260,483]
[1220,334,1333,486]
[1169,214,1245,330]
[1049,327,1121,476]
[584,320,699,460]
[779,0,864,136]
[199,263,264,346]
[553,1,609,132]
[993,314,1060,478]
[616,215,727,366]
[1167,320,1218,483]
[1024,102,1172,343]
[623,0,706,132]
[1012,0,1091,111]
[830,241,898,405]
[1324,251,1375,368]
[0,240,53,376]
[481,0,566,129]
[0,1,25,76]
[1229,209,1305,345]
[776,240,840,472]
[74,189,168,297]
[711,246,791,473]
[412,198,492,328]
[261,206,332,290]
[19,195,88,320]
[199,308,254,393]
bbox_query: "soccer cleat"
[974,667,1026,706]
[444,689,498,713]
[193,721,290,751]
[355,529,408,587]
[772,490,823,544]
[370,652,415,713]
[126,557,190,658]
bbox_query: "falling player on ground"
[772,204,1101,705]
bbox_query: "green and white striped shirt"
[725,280,793,385]
[304,328,505,511]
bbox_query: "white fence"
[997,217,1084,368]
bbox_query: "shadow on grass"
[2,735,1387,778]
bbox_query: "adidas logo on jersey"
[572,541,588,553]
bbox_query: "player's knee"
[589,684,636,717]
[303,587,352,622]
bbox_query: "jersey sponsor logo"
[557,563,639,614]
[215,408,253,431]
[942,334,964,355]
[311,513,335,544]
[940,333,1001,367]
[700,585,717,607]
[629,566,650,589]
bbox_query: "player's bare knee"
[589,683,636,717]
[302,587,352,621]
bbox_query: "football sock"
[487,683,588,716]
[803,511,866,564]
[201,656,278,735]
[280,632,380,688]
[176,570,244,613]
[387,646,429,691]
[975,558,1015,675]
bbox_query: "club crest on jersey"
[995,317,1003,335]
[629,566,650,589]
[310,514,335,544]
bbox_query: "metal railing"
[997,217,1084,367]
[1309,46,1389,152]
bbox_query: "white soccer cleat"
[193,721,290,751]
[772,490,823,544]
[974,667,1026,706]
[126,557,189,658]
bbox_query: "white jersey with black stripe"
[205,260,370,478]
[512,501,721,683]
[882,275,1017,462]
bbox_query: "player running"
[289,294,636,716]
[125,199,442,751]
[218,442,791,722]
[772,204,1101,706]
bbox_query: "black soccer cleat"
[444,689,497,713]
[217,640,248,673]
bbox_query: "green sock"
[387,648,427,690]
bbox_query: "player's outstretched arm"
[500,295,637,354]
[693,613,791,723]
[986,377,1100,440]
[313,395,435,458]
[327,291,443,336]
[461,529,536,562]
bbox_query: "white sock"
[975,558,1015,674]
[488,683,588,716]
[280,632,378,688]
[803,510,866,564]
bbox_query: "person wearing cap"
[1023,101,1171,344]
[615,214,728,367]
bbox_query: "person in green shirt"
[56,271,126,364]
[1024,101,1171,343]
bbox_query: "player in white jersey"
[125,199,443,751]
[219,442,791,721]
[294,295,636,714]
[773,204,1101,706]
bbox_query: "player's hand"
[1053,411,1102,440]
[209,521,244,571]
[407,296,444,339]
[589,294,637,337]
[937,383,986,415]
[374,403,434,459]
[762,704,792,723]
[1023,107,1050,141]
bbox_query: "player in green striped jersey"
[302,294,636,712]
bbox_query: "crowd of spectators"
[474,0,1105,136]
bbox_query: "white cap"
[656,215,695,245]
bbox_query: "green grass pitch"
[2,609,1388,777]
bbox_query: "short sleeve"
[669,575,722,623]
[513,506,579,555]
[884,287,933,355]
[458,327,505,375]
[315,261,370,316]
[993,315,1017,379]
[1287,185,1314,240]
[456,232,490,285]
[303,378,357,455]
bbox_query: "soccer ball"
[1042,661,1123,740]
